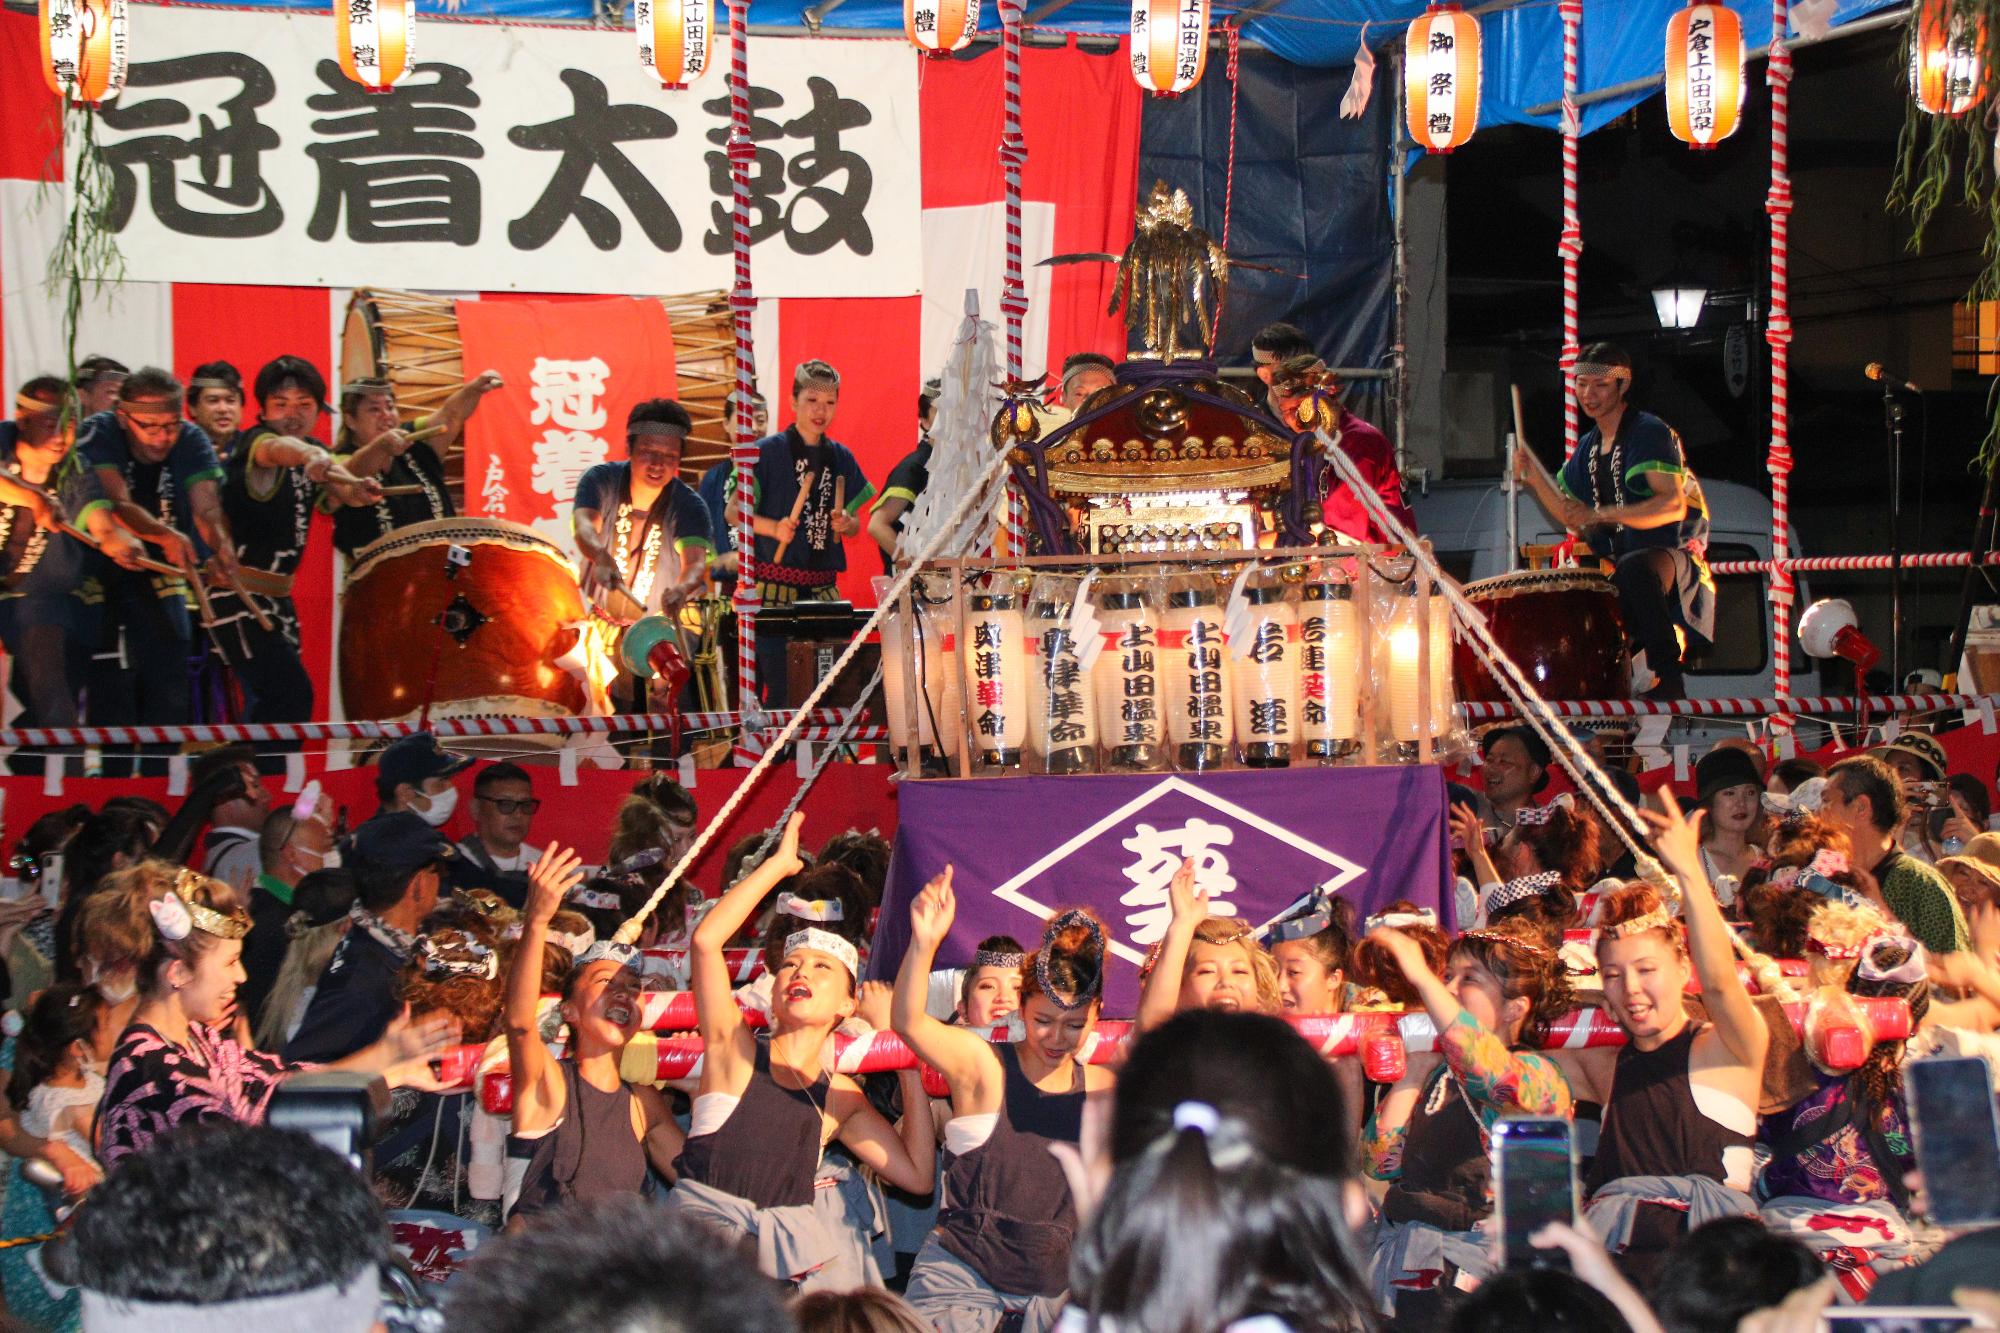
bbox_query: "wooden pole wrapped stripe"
[470,998,1914,1114]
[1911,0,1987,117]
[336,0,414,93]
[1128,0,1209,98]
[637,0,713,90]
[1664,3,1744,148]
[906,0,979,54]
[39,0,127,107]
[1404,2,1480,154]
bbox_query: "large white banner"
[76,8,921,298]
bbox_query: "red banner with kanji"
[458,296,680,561]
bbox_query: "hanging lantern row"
[38,0,127,108]
[1663,2,1744,147]
[1911,0,1988,117]
[1404,2,1481,153]
[335,0,415,93]
[1129,0,1210,98]
[906,0,980,54]
[638,0,713,88]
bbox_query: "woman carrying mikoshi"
[892,865,1115,1333]
[669,812,935,1291]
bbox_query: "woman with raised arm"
[505,845,683,1228]
[1361,917,1575,1327]
[1582,792,1769,1293]
[1135,860,1280,1033]
[893,867,1114,1333]
[668,811,934,1291]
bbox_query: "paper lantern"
[1231,583,1299,768]
[1094,589,1166,771]
[1404,3,1480,154]
[1026,597,1098,775]
[1299,581,1361,763]
[1129,0,1210,98]
[963,591,1028,770]
[1164,585,1232,771]
[1911,0,1987,117]
[905,0,979,54]
[1665,3,1745,147]
[1385,582,1454,746]
[636,0,712,89]
[336,0,414,94]
[39,0,127,108]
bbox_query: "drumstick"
[1508,383,1560,495]
[217,562,276,633]
[404,419,453,445]
[375,484,429,497]
[771,472,815,565]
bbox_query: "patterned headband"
[1572,361,1632,382]
[1486,870,1562,914]
[1034,910,1105,1012]
[417,932,498,981]
[575,940,642,971]
[187,376,238,393]
[1605,905,1677,939]
[1265,894,1335,944]
[1366,907,1438,932]
[971,948,1026,969]
[628,420,689,440]
[568,888,623,912]
[1457,928,1550,956]
[784,927,858,979]
[1513,794,1572,828]
[549,924,597,956]
[1856,936,1927,986]
[612,847,667,874]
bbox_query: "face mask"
[293,843,341,872]
[417,785,459,827]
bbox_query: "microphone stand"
[1881,378,1906,685]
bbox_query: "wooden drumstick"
[375,483,429,497]
[771,471,814,565]
[1508,383,1559,494]
[403,419,453,445]
[216,561,276,633]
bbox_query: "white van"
[1411,476,1824,748]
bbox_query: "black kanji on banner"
[701,76,873,256]
[306,59,484,245]
[507,68,680,252]
[99,54,284,238]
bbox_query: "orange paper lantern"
[1129,0,1210,98]
[637,0,712,88]
[1404,3,1480,154]
[1665,3,1745,147]
[336,0,415,94]
[38,0,127,108]
[905,0,979,54]
[1911,0,1987,117]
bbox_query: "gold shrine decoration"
[1404,3,1480,154]
[39,0,127,107]
[1911,0,1986,117]
[1664,3,1744,148]
[336,0,415,93]
[1129,0,1210,97]
[905,0,979,54]
[637,0,713,88]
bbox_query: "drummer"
[866,379,939,570]
[75,367,242,774]
[330,370,504,559]
[185,361,250,463]
[1514,342,1714,701]
[210,356,381,769]
[572,398,713,627]
[746,359,873,703]
[1266,351,1415,546]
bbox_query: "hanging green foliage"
[1889,0,2000,467]
[41,100,126,432]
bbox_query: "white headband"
[783,927,858,979]
[776,892,845,923]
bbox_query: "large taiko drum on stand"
[340,518,589,722]
[340,289,736,502]
[1453,569,1629,703]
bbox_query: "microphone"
[1864,362,1922,394]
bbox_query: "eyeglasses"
[118,411,181,435]
[477,796,541,815]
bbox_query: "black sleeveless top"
[674,1038,828,1209]
[512,1061,647,1221]
[936,1044,1086,1297]
[1382,1062,1491,1233]
[1586,1020,1750,1194]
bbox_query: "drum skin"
[1452,569,1629,703]
[340,519,588,720]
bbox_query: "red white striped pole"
[1707,551,2000,575]
[1558,0,1583,461]
[1766,0,1796,727]
[1457,692,2000,721]
[726,0,762,763]
[999,0,1028,557]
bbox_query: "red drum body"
[340,518,588,721]
[1453,569,1628,703]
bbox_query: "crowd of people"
[0,714,1991,1331]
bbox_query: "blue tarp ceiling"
[129,0,1908,132]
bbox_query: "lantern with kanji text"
[1404,3,1480,154]
[1129,0,1210,98]
[905,0,979,54]
[1911,0,1987,117]
[336,0,415,94]
[1664,3,1745,147]
[637,0,712,88]
[39,0,127,108]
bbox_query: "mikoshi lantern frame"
[1664,1,1746,148]
[1404,2,1481,154]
